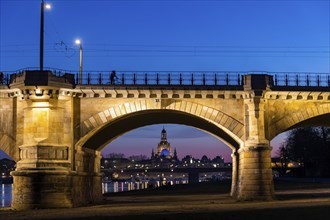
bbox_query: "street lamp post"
[40,0,51,72]
[75,39,83,84]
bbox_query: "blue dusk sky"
[0,0,329,161]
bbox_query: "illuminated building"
[151,127,178,161]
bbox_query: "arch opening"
[81,110,241,151]
[271,113,330,163]
[102,124,233,162]
[0,150,15,208]
[270,118,330,178]
[100,123,234,194]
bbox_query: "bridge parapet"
[1,68,328,88]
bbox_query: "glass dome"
[160,149,170,157]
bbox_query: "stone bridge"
[0,70,329,209]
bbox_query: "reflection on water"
[1,179,190,208]
[102,179,189,194]
[1,184,12,208]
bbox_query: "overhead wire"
[1,43,329,58]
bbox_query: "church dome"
[160,149,170,157]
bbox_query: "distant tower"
[156,127,172,158]
[151,148,155,159]
[173,148,178,161]
[161,127,167,140]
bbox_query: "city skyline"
[1,1,329,161]
[0,124,286,162]
[101,124,286,162]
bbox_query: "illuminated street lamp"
[75,39,83,84]
[40,0,51,72]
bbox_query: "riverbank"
[0,178,329,220]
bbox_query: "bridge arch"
[268,101,330,140]
[78,109,242,151]
[74,108,244,204]
[76,100,244,151]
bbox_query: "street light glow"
[45,3,51,9]
[75,39,81,45]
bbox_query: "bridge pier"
[71,147,103,207]
[236,146,274,200]
[9,144,74,209]
[234,74,274,200]
[11,168,74,210]
[10,146,103,210]
[230,150,239,197]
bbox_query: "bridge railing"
[0,67,76,86]
[273,72,330,87]
[0,68,329,87]
[77,71,243,86]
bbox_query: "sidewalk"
[0,181,329,220]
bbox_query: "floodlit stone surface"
[0,71,329,209]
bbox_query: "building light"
[35,88,43,96]
[31,102,49,107]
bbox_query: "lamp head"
[45,3,51,9]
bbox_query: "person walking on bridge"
[110,70,118,84]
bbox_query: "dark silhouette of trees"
[128,154,148,161]
[104,153,125,159]
[283,126,330,177]
[274,144,290,176]
[212,156,224,164]
[201,155,210,163]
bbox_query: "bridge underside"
[288,113,330,130]
[81,110,240,151]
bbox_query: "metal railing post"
[306,75,310,86]
[274,75,277,86]
[296,74,299,86]
[285,74,288,86]
[99,73,102,84]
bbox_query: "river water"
[1,179,189,208]
[1,184,12,208]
